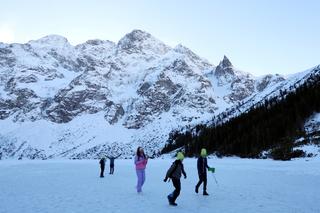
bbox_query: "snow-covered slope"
[0,29,316,159]
[210,65,320,125]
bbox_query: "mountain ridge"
[0,29,316,159]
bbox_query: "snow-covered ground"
[0,158,319,213]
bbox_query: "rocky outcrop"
[256,74,285,92]
[214,56,235,81]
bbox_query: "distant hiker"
[164,152,187,206]
[195,148,211,195]
[99,157,106,178]
[107,154,121,174]
[134,147,148,193]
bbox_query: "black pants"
[171,178,181,202]
[100,166,105,177]
[196,173,207,192]
[110,164,114,174]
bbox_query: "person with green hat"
[195,148,211,195]
[163,152,187,206]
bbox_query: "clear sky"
[0,0,319,76]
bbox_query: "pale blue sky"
[1,0,319,75]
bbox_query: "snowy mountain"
[211,65,320,126]
[0,29,316,159]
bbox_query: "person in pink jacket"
[134,147,148,193]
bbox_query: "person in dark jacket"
[164,152,187,206]
[195,148,211,195]
[99,157,106,178]
[107,154,121,174]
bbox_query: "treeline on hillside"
[161,70,320,160]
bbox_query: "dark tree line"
[162,71,320,160]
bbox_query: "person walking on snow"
[195,148,211,195]
[107,154,121,174]
[134,147,148,193]
[99,157,106,178]
[164,152,187,206]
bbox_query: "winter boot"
[195,186,199,193]
[203,191,209,196]
[167,195,177,206]
[170,202,178,206]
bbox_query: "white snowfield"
[0,158,319,213]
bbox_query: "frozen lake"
[0,158,319,213]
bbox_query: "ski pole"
[212,173,219,186]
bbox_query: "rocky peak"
[220,55,232,67]
[117,29,170,55]
[214,55,235,78]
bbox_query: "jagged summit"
[220,55,233,68]
[214,55,235,77]
[117,29,170,55]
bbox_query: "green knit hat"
[201,148,207,157]
[177,152,184,160]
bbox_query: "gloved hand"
[184,174,187,179]
[208,167,215,173]
[163,177,168,182]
